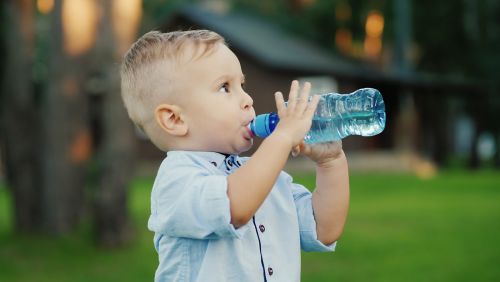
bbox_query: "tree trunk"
[429,93,451,166]
[468,127,481,169]
[0,0,41,233]
[493,132,500,169]
[92,0,135,247]
[40,0,89,234]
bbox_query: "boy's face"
[175,43,256,154]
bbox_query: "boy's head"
[121,30,255,154]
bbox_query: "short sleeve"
[148,161,250,240]
[286,173,337,252]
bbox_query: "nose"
[241,91,253,110]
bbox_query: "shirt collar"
[166,150,241,171]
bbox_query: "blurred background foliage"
[144,0,500,81]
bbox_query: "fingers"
[286,80,300,111]
[287,80,314,114]
[274,91,285,114]
[277,80,318,118]
[295,82,311,112]
[291,142,312,157]
[300,142,312,156]
[305,94,320,118]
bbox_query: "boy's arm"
[312,151,349,245]
[227,81,320,228]
[297,141,349,245]
[227,133,292,227]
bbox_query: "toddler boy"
[120,30,349,282]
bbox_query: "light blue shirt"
[148,151,336,282]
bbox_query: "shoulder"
[153,151,222,191]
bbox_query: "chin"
[229,142,252,155]
[219,139,254,155]
[238,141,254,154]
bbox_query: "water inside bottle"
[304,88,386,144]
[305,110,386,143]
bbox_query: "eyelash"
[219,82,230,93]
[218,82,245,93]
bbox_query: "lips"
[242,121,254,140]
[242,114,255,140]
[242,126,252,140]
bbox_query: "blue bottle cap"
[249,113,280,138]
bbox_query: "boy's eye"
[218,82,230,93]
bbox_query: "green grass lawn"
[1,170,499,281]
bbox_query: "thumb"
[300,142,312,156]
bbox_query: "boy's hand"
[273,81,320,148]
[293,140,344,166]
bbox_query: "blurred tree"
[91,0,135,247]
[1,0,137,240]
[413,0,500,168]
[40,0,90,234]
[414,0,500,81]
[141,0,198,32]
[0,0,41,233]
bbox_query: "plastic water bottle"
[248,88,386,144]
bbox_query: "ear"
[155,104,188,136]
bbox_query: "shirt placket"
[223,155,275,280]
[256,215,275,280]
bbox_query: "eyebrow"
[214,73,246,84]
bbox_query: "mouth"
[243,122,254,140]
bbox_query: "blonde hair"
[120,30,225,133]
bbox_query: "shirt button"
[268,267,273,276]
[259,224,265,233]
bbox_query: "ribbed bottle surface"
[304,88,386,143]
[248,88,386,144]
